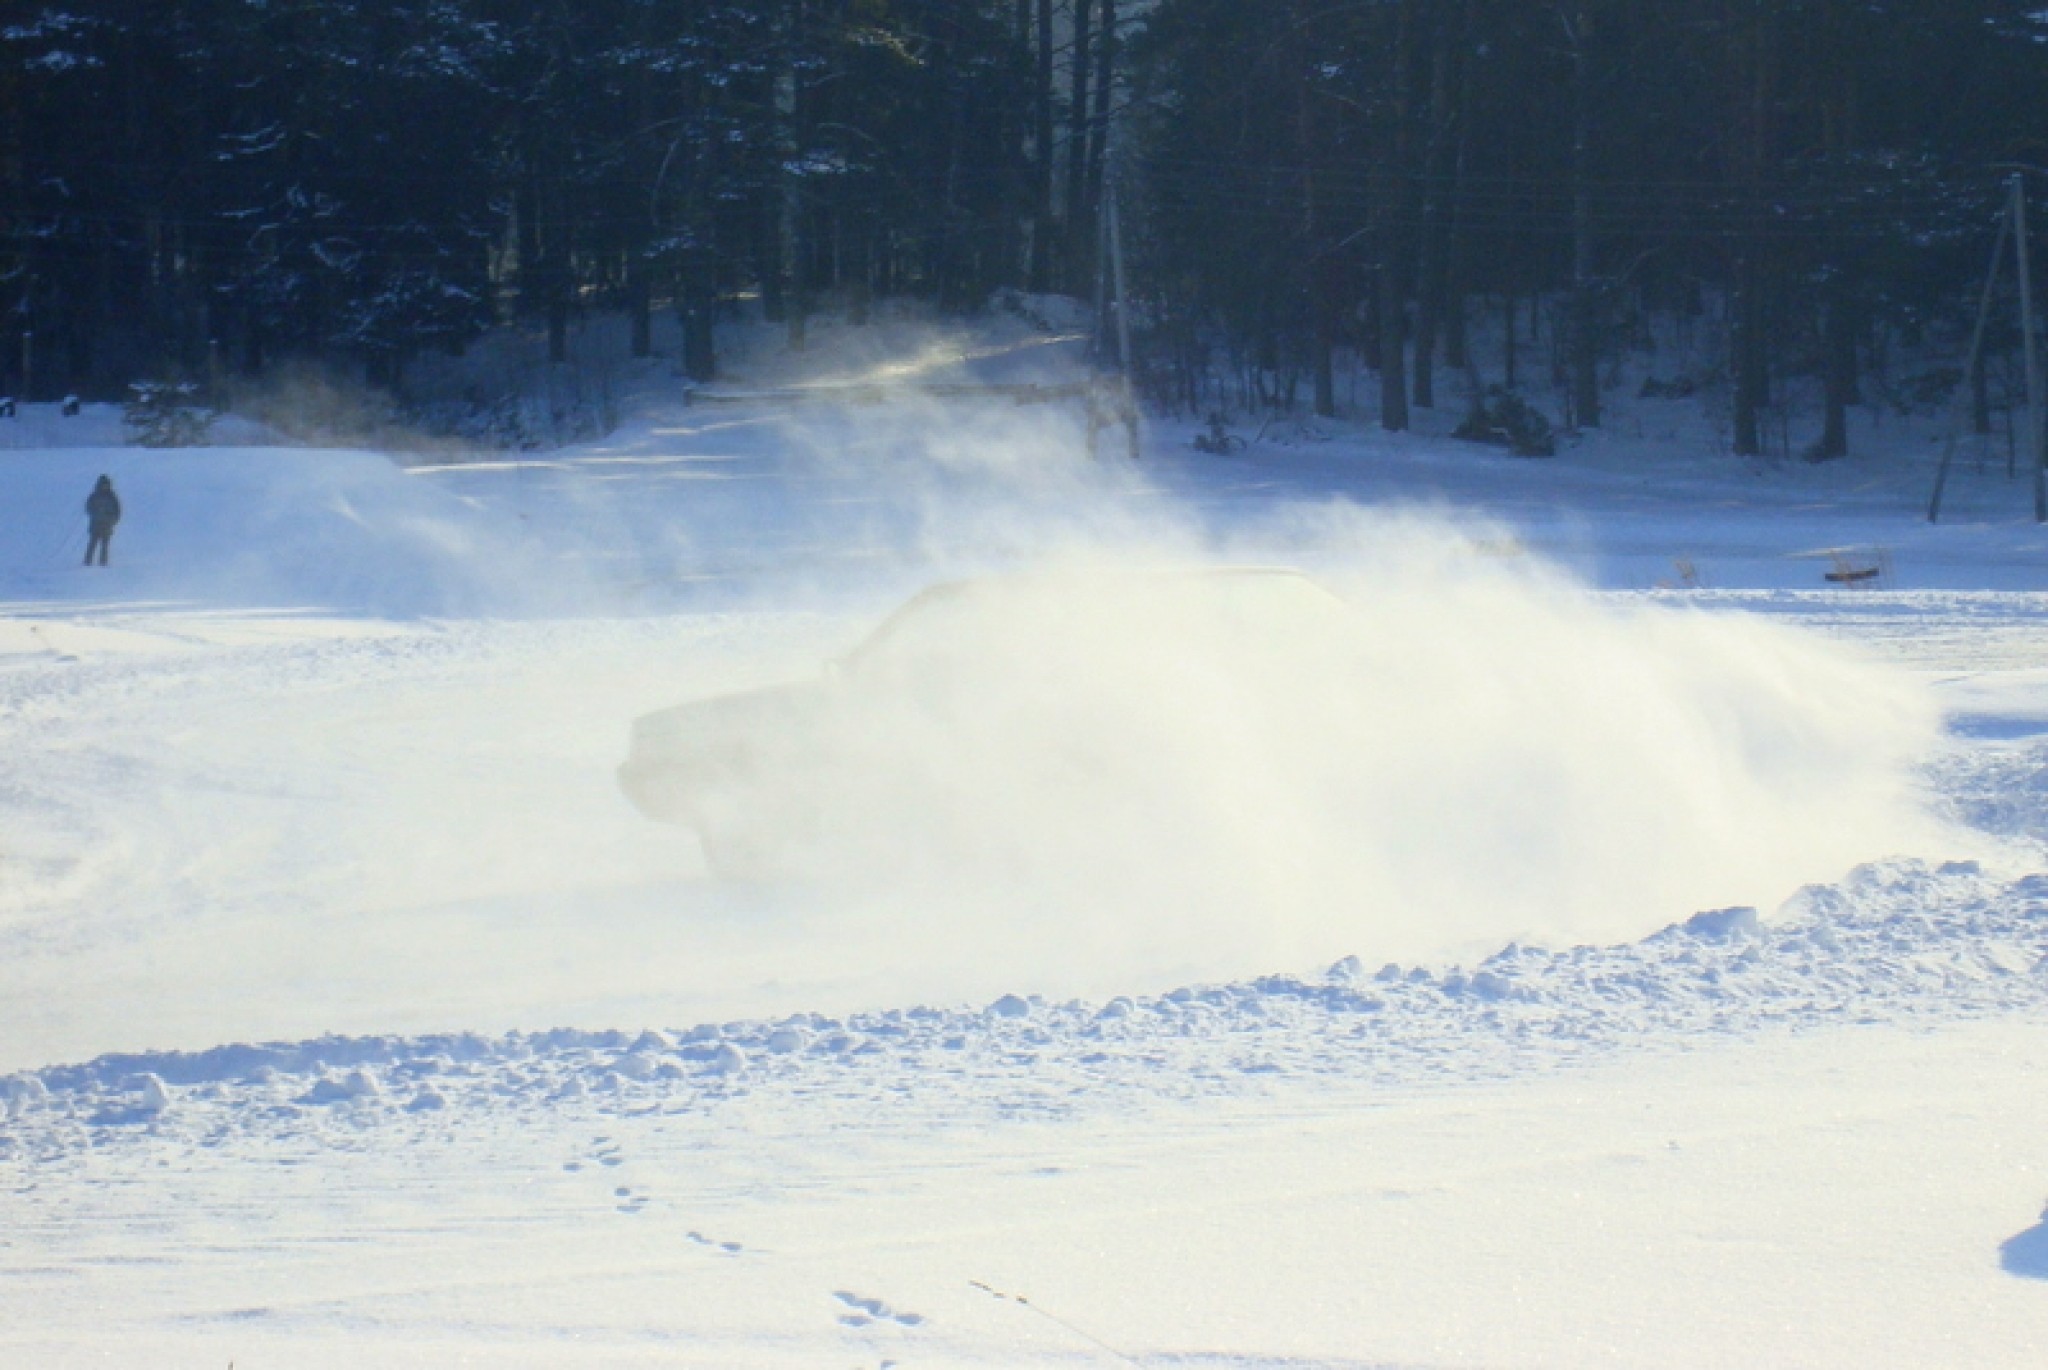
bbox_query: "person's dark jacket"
[86,481,120,532]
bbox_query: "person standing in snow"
[83,475,120,567]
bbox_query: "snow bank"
[4,857,2039,1160]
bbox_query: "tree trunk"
[1313,292,1336,418]
[540,172,570,366]
[1817,290,1853,459]
[1732,254,1763,455]
[1727,0,1775,457]
[776,50,805,351]
[1411,29,1454,411]
[1813,1,1857,458]
[1030,0,1055,293]
[1376,0,1419,432]
[547,293,569,366]
[628,20,656,363]
[1378,264,1409,430]
[628,254,652,359]
[1346,286,1373,375]
[1568,2,1600,429]
[850,214,873,325]
[759,193,785,324]
[1067,0,1094,285]
[1443,0,1477,376]
[1504,288,1517,389]
[1974,349,1992,436]
[516,168,543,322]
[681,258,718,382]
[1088,0,1117,241]
[1291,1,1335,417]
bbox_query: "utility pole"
[1928,198,2012,523]
[2015,175,2044,521]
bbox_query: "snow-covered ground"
[4,318,2048,1365]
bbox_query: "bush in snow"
[123,380,216,447]
[1454,386,1557,457]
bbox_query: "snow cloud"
[601,386,1950,1003]
[679,520,1946,1004]
[0,341,1960,1052]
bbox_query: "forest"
[7,1,2048,458]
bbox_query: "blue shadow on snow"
[1999,1215,2048,1280]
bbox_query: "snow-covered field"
[4,319,2048,1365]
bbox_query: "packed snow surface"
[4,318,2048,1364]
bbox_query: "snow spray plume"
[659,378,1956,1006]
[8,314,1963,1058]
[687,524,1947,1003]
[165,315,1951,1024]
[227,362,457,455]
